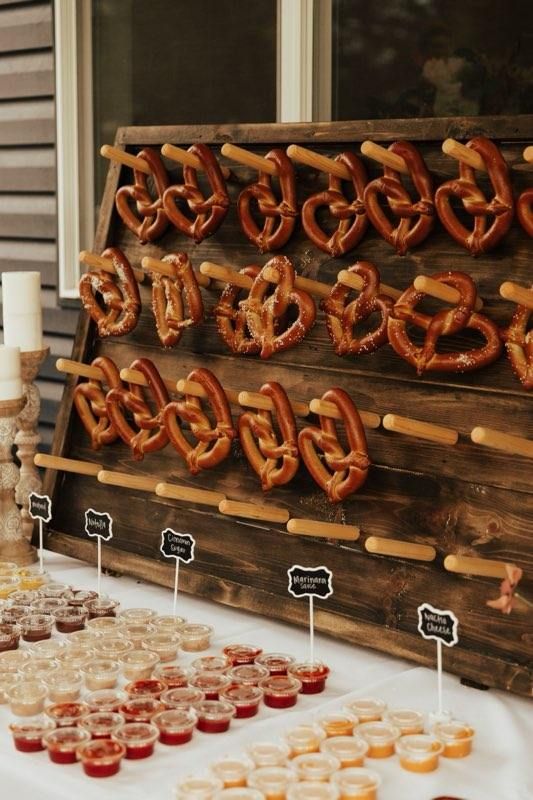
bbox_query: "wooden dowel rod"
[360,141,408,174]
[100,144,151,174]
[56,358,104,382]
[200,261,253,290]
[286,144,351,180]
[524,146,533,164]
[309,398,381,430]
[221,143,277,176]
[79,250,145,284]
[155,482,225,507]
[471,427,533,459]
[499,281,533,310]
[444,554,508,579]
[413,275,483,311]
[97,470,158,493]
[34,453,101,476]
[365,536,436,562]
[176,378,240,407]
[382,413,459,446]
[120,368,176,396]
[262,265,331,299]
[442,139,487,173]
[161,143,231,180]
[141,256,211,289]
[219,498,289,524]
[238,390,309,419]
[287,518,360,540]
[337,269,402,301]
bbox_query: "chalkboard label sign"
[288,565,333,599]
[84,508,113,542]
[28,492,52,523]
[417,603,459,648]
[160,530,196,564]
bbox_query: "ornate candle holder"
[0,396,36,564]
[15,347,49,550]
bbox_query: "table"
[1,551,531,799]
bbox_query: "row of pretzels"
[79,250,532,390]
[104,137,532,256]
[74,358,369,504]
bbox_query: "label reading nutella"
[160,529,195,564]
[84,508,113,542]
[29,492,52,523]
[417,603,459,647]
[287,565,333,600]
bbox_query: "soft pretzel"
[435,137,514,255]
[162,143,230,243]
[388,271,502,374]
[321,261,393,356]
[213,265,261,355]
[105,358,169,460]
[363,141,434,255]
[237,149,298,252]
[149,252,204,348]
[115,147,170,243]
[298,388,370,503]
[163,368,235,474]
[302,152,368,256]
[517,187,533,238]
[73,356,123,449]
[78,247,141,338]
[502,302,533,389]
[245,256,316,359]
[238,382,299,490]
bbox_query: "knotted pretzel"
[302,152,368,256]
[105,358,169,460]
[238,382,299,491]
[388,271,502,375]
[149,252,204,348]
[115,147,170,243]
[213,265,261,355]
[162,143,230,243]
[517,187,533,238]
[237,149,298,252]
[321,261,393,356]
[245,256,316,359]
[363,141,434,255]
[163,368,235,474]
[298,388,370,503]
[78,247,141,338]
[502,302,533,390]
[435,137,514,255]
[73,357,123,449]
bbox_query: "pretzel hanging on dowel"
[112,147,170,243]
[213,265,262,355]
[502,302,533,390]
[238,382,299,491]
[148,252,204,348]
[78,247,141,338]
[164,368,236,475]
[73,356,123,449]
[298,388,370,503]
[517,188,533,238]
[105,358,170,460]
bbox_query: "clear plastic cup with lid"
[119,695,164,722]
[317,711,358,738]
[0,576,21,599]
[53,606,88,633]
[385,708,424,735]
[247,766,297,798]
[180,623,213,652]
[259,675,302,709]
[193,699,236,733]
[122,622,156,646]
[80,711,125,739]
[120,649,159,681]
[291,752,341,782]
[30,638,67,659]
[120,608,157,624]
[192,655,229,673]
[284,723,326,757]
[357,721,400,758]
[21,656,58,681]
[112,721,159,759]
[2,604,31,625]
[124,677,166,698]
[247,740,291,768]
[161,686,205,709]
[395,733,444,772]
[31,596,68,614]
[57,645,94,670]
[320,735,369,768]
[43,726,91,764]
[9,714,56,752]
[0,622,20,652]
[331,767,381,800]
[142,632,181,662]
[211,755,255,788]
[174,776,222,799]
[153,614,187,632]
[220,684,263,718]
[190,671,231,700]
[254,652,295,676]
[46,668,83,702]
[152,708,197,745]
[154,663,191,688]
[86,688,128,713]
[19,613,54,642]
[94,636,133,659]
[344,698,386,723]
[45,701,90,727]
[0,670,20,703]
[288,661,330,694]
[7,679,47,715]
[228,663,269,686]
[68,629,101,648]
[222,644,263,665]
[38,582,71,598]
[432,720,475,758]
[287,784,339,800]
[76,738,126,778]
[83,658,120,690]
[0,648,29,671]
[85,597,120,619]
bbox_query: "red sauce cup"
[189,671,231,700]
[9,715,55,752]
[191,655,229,673]
[152,708,197,745]
[228,664,270,687]
[125,678,166,699]
[154,663,191,688]
[220,684,263,719]
[45,701,90,727]
[77,738,126,777]
[43,726,91,763]
[86,689,128,713]
[223,644,263,666]
[193,699,236,733]
[160,686,204,709]
[288,661,330,694]
[119,696,163,722]
[255,652,295,676]
[80,711,125,739]
[258,675,302,708]
[112,721,159,759]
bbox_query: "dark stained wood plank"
[0,3,52,52]
[0,50,53,99]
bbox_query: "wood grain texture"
[44,118,533,697]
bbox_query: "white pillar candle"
[2,271,43,352]
[0,345,22,401]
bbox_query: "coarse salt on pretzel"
[115,147,170,243]
[78,247,141,338]
[502,301,533,390]
[149,252,204,348]
[213,265,262,355]
[73,356,123,449]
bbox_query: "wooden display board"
[44,117,532,696]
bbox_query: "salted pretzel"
[115,147,170,243]
[238,382,299,491]
[245,256,316,359]
[105,358,169,460]
[388,271,502,375]
[435,137,514,255]
[502,302,533,390]
[302,152,368,256]
[363,141,434,255]
[163,368,235,474]
[149,252,204,348]
[162,143,230,243]
[321,261,393,356]
[73,356,123,449]
[237,149,298,252]
[78,247,141,338]
[298,388,370,504]
[517,187,533,238]
[213,265,261,355]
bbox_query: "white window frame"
[55,0,332,298]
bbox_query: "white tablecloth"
[1,551,531,799]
